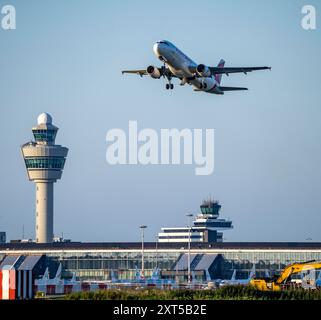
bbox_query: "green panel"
[24,157,65,169]
[32,129,57,142]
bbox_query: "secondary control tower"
[21,113,68,243]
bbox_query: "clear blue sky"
[0,0,320,242]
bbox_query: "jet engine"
[196,64,211,77]
[147,65,161,79]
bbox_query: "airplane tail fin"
[231,270,236,281]
[111,270,116,282]
[214,59,225,84]
[135,265,141,280]
[70,272,76,282]
[151,267,160,280]
[249,265,256,280]
[42,267,49,280]
[54,263,62,280]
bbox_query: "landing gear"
[164,68,174,90]
[199,82,207,89]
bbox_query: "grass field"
[64,286,321,300]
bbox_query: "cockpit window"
[157,41,170,46]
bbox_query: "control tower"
[21,113,68,243]
[158,198,233,243]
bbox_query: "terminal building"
[158,199,232,243]
[1,242,321,283]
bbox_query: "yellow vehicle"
[250,261,321,291]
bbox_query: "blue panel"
[18,255,43,271]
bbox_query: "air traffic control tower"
[21,113,68,243]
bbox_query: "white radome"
[37,113,52,125]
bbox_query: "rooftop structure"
[158,199,233,243]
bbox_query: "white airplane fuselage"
[153,41,221,94]
[219,279,251,287]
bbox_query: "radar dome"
[37,113,52,125]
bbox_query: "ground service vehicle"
[250,261,321,291]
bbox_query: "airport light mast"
[21,113,68,243]
[186,213,193,284]
[140,225,147,279]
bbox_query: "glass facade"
[2,247,321,282]
[40,249,321,281]
[32,129,57,142]
[221,251,321,279]
[194,222,232,228]
[24,157,65,169]
[200,201,221,215]
[45,251,180,281]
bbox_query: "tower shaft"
[36,182,53,243]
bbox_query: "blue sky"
[0,0,320,242]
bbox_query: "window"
[25,157,66,169]
[32,129,57,142]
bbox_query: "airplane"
[109,266,141,284]
[219,265,256,287]
[203,269,236,289]
[122,40,271,94]
[300,267,321,289]
[110,267,176,287]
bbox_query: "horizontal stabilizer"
[219,86,248,91]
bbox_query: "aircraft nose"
[153,42,161,56]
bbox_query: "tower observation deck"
[21,113,68,243]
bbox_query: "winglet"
[215,59,225,84]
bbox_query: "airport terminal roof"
[17,255,43,271]
[0,255,21,269]
[1,242,321,251]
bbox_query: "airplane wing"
[122,67,177,79]
[209,66,271,75]
[121,69,148,77]
[219,86,248,91]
